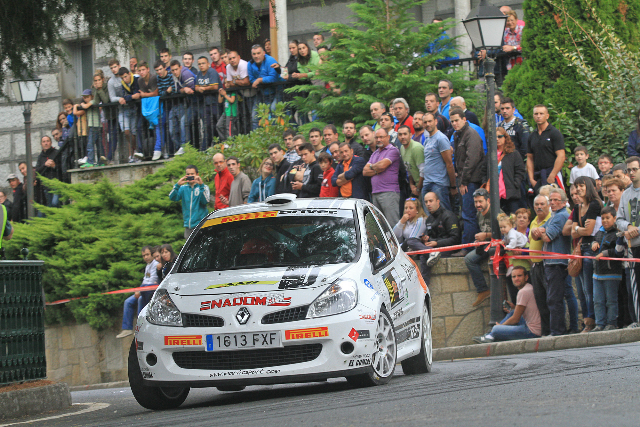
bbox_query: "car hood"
[164,263,353,297]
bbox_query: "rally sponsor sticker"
[200,294,292,311]
[164,335,202,346]
[285,327,329,340]
[205,280,279,290]
[201,211,278,228]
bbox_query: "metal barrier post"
[0,260,46,386]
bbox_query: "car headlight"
[307,279,358,318]
[146,289,183,326]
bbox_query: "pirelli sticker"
[201,211,278,228]
[164,335,202,346]
[285,327,329,340]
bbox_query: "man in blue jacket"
[169,165,210,239]
[534,188,570,336]
[248,44,284,130]
[332,142,368,200]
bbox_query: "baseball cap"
[82,89,92,96]
[6,173,18,181]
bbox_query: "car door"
[364,208,408,325]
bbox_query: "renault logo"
[236,307,251,325]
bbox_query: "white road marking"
[0,402,110,426]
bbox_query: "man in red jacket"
[213,153,233,210]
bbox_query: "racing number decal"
[382,268,403,308]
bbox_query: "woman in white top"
[393,198,427,244]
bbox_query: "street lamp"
[462,1,506,326]
[10,77,41,220]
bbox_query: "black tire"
[216,386,247,392]
[401,302,433,375]
[128,340,190,410]
[346,306,397,387]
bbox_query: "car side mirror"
[370,247,387,270]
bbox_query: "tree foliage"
[0,0,261,96]
[3,106,289,330]
[502,0,640,124]
[552,7,640,165]
[290,0,480,127]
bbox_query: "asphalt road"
[4,342,640,427]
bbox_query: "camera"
[186,176,195,181]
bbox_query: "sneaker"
[472,334,495,344]
[627,322,640,329]
[152,150,162,161]
[133,157,142,163]
[128,156,136,163]
[426,251,442,267]
[133,151,144,159]
[100,155,107,163]
[591,326,605,332]
[77,156,88,165]
[80,163,94,168]
[175,147,185,156]
[603,325,618,331]
[472,290,491,307]
[450,250,467,257]
[116,329,133,339]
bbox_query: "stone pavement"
[433,326,640,361]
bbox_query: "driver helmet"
[240,238,276,262]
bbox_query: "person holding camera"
[169,165,211,239]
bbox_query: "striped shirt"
[157,73,173,96]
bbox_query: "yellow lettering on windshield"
[201,211,279,228]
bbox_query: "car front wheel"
[346,306,397,387]
[128,340,190,410]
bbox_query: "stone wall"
[45,322,133,386]
[42,257,493,386]
[430,257,492,348]
[68,160,169,186]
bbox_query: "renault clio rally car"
[129,194,432,409]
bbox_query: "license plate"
[205,332,281,351]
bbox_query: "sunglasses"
[497,135,506,139]
[406,198,417,201]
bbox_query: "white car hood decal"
[166,263,352,297]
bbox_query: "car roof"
[204,196,363,221]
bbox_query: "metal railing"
[0,261,46,386]
[56,81,301,172]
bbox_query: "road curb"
[0,382,71,421]
[433,327,640,361]
[68,381,129,392]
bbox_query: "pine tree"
[290,0,480,127]
[502,0,640,124]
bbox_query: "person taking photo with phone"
[169,165,211,239]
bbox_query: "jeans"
[372,192,400,227]
[405,237,451,286]
[421,182,451,213]
[216,113,236,142]
[122,284,155,330]
[251,88,282,130]
[580,247,596,319]
[500,198,521,215]
[460,182,480,244]
[564,274,580,332]
[629,247,640,322]
[574,271,589,324]
[625,267,638,323]
[593,278,619,327]
[86,126,101,164]
[199,103,217,151]
[531,263,550,335]
[490,311,540,341]
[169,104,192,150]
[465,248,490,293]
[545,263,568,335]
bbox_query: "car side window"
[364,210,392,266]
[371,208,399,257]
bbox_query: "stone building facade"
[0,0,521,198]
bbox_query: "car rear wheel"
[401,302,433,375]
[346,306,396,387]
[128,340,190,410]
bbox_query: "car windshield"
[178,210,359,273]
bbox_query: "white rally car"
[129,194,432,409]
